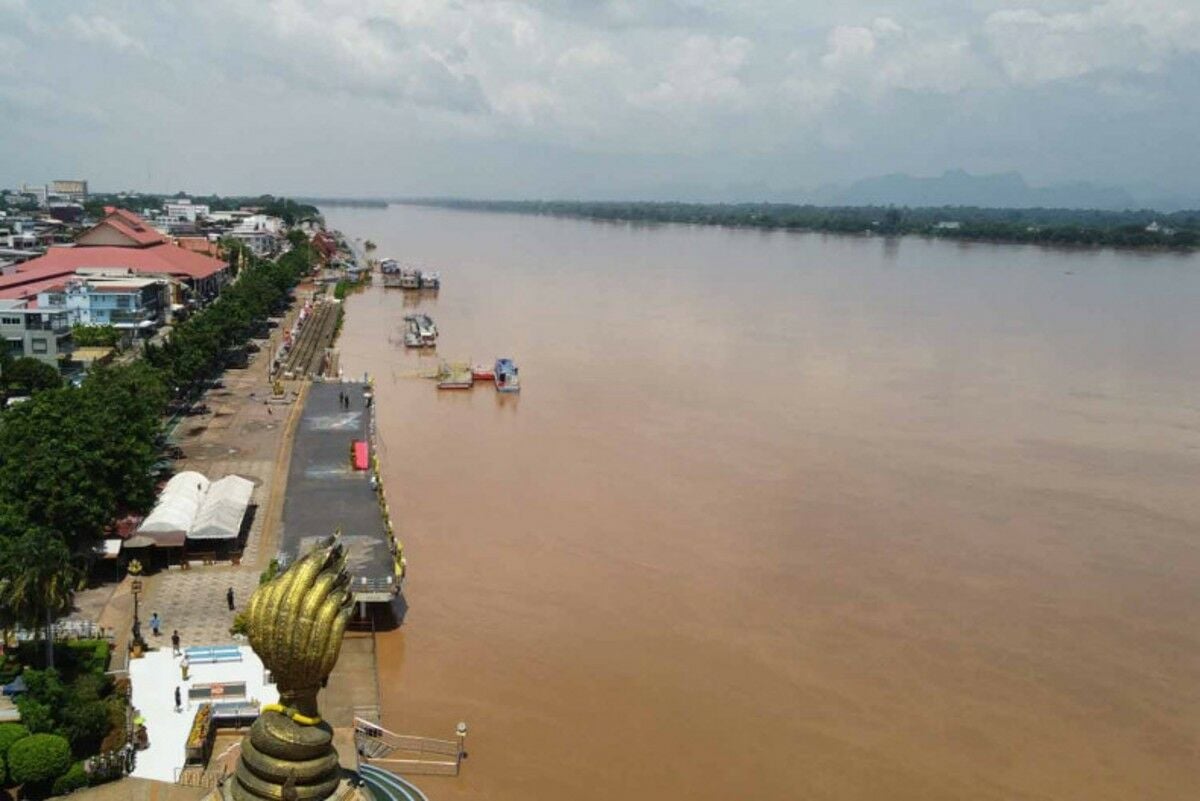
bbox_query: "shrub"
[65,640,110,675]
[59,700,109,756]
[0,723,30,757]
[14,697,55,734]
[7,733,71,786]
[0,723,30,783]
[51,761,88,795]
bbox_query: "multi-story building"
[49,180,88,201]
[0,299,72,365]
[20,183,48,208]
[42,273,168,334]
[163,199,211,223]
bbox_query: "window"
[0,316,20,326]
[116,295,131,308]
[31,339,48,354]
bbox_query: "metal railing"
[13,618,108,642]
[353,717,467,777]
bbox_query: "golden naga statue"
[230,536,355,801]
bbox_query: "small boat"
[399,268,421,289]
[403,325,422,348]
[403,314,437,347]
[494,358,520,393]
[420,271,441,290]
[471,364,494,381]
[380,258,400,274]
[437,362,473,390]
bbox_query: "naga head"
[246,535,354,716]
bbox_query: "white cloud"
[984,1,1200,85]
[2,0,1199,196]
[65,13,145,55]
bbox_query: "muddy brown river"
[327,204,1200,801]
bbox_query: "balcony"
[110,309,160,329]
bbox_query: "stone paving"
[139,567,262,648]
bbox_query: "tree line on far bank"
[411,199,1200,250]
[0,238,316,661]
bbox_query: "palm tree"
[0,529,82,669]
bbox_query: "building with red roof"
[0,208,229,304]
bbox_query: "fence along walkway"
[353,717,467,777]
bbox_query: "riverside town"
[3,4,1200,801]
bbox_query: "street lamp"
[128,559,146,654]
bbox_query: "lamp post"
[128,559,146,656]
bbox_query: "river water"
[326,204,1200,801]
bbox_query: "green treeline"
[410,199,1200,250]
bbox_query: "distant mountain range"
[804,170,1197,212]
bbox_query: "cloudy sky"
[1,0,1197,199]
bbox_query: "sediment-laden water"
[328,204,1200,801]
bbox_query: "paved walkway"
[139,568,262,648]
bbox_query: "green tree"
[1,357,62,394]
[0,533,82,669]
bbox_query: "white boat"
[419,271,440,290]
[403,314,437,347]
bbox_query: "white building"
[163,199,211,223]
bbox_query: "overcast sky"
[1,0,1197,199]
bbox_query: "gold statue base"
[230,711,341,801]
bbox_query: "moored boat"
[399,268,421,289]
[437,361,474,389]
[494,358,520,393]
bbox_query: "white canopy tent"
[134,471,253,548]
[137,471,210,546]
[189,475,255,541]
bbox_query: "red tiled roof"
[78,208,166,248]
[0,243,227,299]
[0,274,73,301]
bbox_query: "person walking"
[180,657,190,681]
[226,586,235,611]
[171,630,181,656]
[174,686,182,713]
[150,612,161,637]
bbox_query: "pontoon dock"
[280,381,400,606]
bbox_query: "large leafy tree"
[1,356,62,394]
[0,529,81,669]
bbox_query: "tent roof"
[188,475,254,541]
[138,471,208,535]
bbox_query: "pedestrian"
[150,612,161,637]
[226,586,235,611]
[174,686,182,713]
[267,405,272,416]
[180,657,190,681]
[171,629,181,656]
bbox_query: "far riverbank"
[396,197,1200,251]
